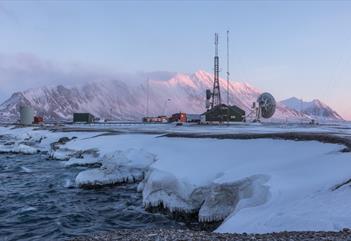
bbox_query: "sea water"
[0,153,183,241]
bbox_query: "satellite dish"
[257,92,276,119]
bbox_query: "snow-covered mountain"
[280,97,343,121]
[0,70,339,122]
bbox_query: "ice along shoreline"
[1,124,351,234]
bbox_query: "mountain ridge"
[280,97,343,121]
[0,70,343,122]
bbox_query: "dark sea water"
[0,153,183,241]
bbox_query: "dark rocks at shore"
[145,204,222,232]
[50,136,77,150]
[78,179,135,190]
[71,228,351,241]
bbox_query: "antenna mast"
[146,78,150,117]
[226,30,230,123]
[211,33,221,109]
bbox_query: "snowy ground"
[65,121,351,135]
[0,125,101,154]
[1,123,351,234]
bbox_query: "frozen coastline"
[1,123,351,235]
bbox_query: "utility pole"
[301,98,303,124]
[163,99,171,116]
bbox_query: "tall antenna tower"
[146,78,150,117]
[226,30,230,123]
[211,33,221,109]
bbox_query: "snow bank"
[0,127,45,154]
[2,124,351,233]
[134,137,351,233]
[61,132,351,232]
[76,148,156,188]
[0,143,38,154]
[0,126,101,153]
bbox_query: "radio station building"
[73,113,95,123]
[201,104,245,123]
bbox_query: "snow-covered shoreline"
[1,123,351,234]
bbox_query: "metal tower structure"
[226,30,230,123]
[211,33,221,109]
[146,78,150,117]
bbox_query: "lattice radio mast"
[211,33,221,109]
[146,77,150,117]
[226,30,230,123]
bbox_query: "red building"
[169,112,187,123]
[33,116,44,124]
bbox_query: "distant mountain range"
[0,70,343,122]
[280,97,343,121]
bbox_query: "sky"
[0,1,351,119]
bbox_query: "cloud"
[0,53,112,100]
[0,53,176,103]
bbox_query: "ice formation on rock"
[75,148,156,188]
[141,169,271,223]
[0,143,39,154]
[197,175,270,222]
[141,170,197,213]
[49,148,77,160]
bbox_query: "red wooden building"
[169,112,187,123]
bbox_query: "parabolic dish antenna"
[257,92,276,119]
